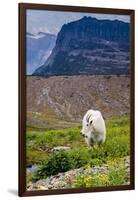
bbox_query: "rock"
[27,164,39,174]
[27,75,130,128]
[52,146,71,151]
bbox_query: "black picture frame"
[19,3,135,197]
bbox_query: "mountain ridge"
[33,16,130,76]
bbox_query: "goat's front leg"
[85,137,94,149]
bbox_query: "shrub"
[89,158,104,167]
[68,148,90,169]
[32,150,71,182]
[89,147,106,162]
[31,148,91,182]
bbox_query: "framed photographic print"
[19,3,135,197]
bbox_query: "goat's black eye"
[86,123,88,126]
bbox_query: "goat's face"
[80,119,93,138]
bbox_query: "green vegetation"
[26,116,130,187]
[32,151,71,182]
[26,127,83,165]
[73,158,128,188]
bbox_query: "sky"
[27,9,130,35]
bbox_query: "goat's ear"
[89,120,93,125]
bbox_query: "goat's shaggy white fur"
[80,109,106,148]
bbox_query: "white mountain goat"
[80,109,106,148]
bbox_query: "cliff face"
[27,32,56,74]
[33,17,130,76]
[56,17,130,48]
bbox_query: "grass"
[26,115,130,187]
[26,126,84,165]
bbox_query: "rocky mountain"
[27,32,56,74]
[27,75,130,128]
[33,17,130,76]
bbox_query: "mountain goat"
[80,109,106,148]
